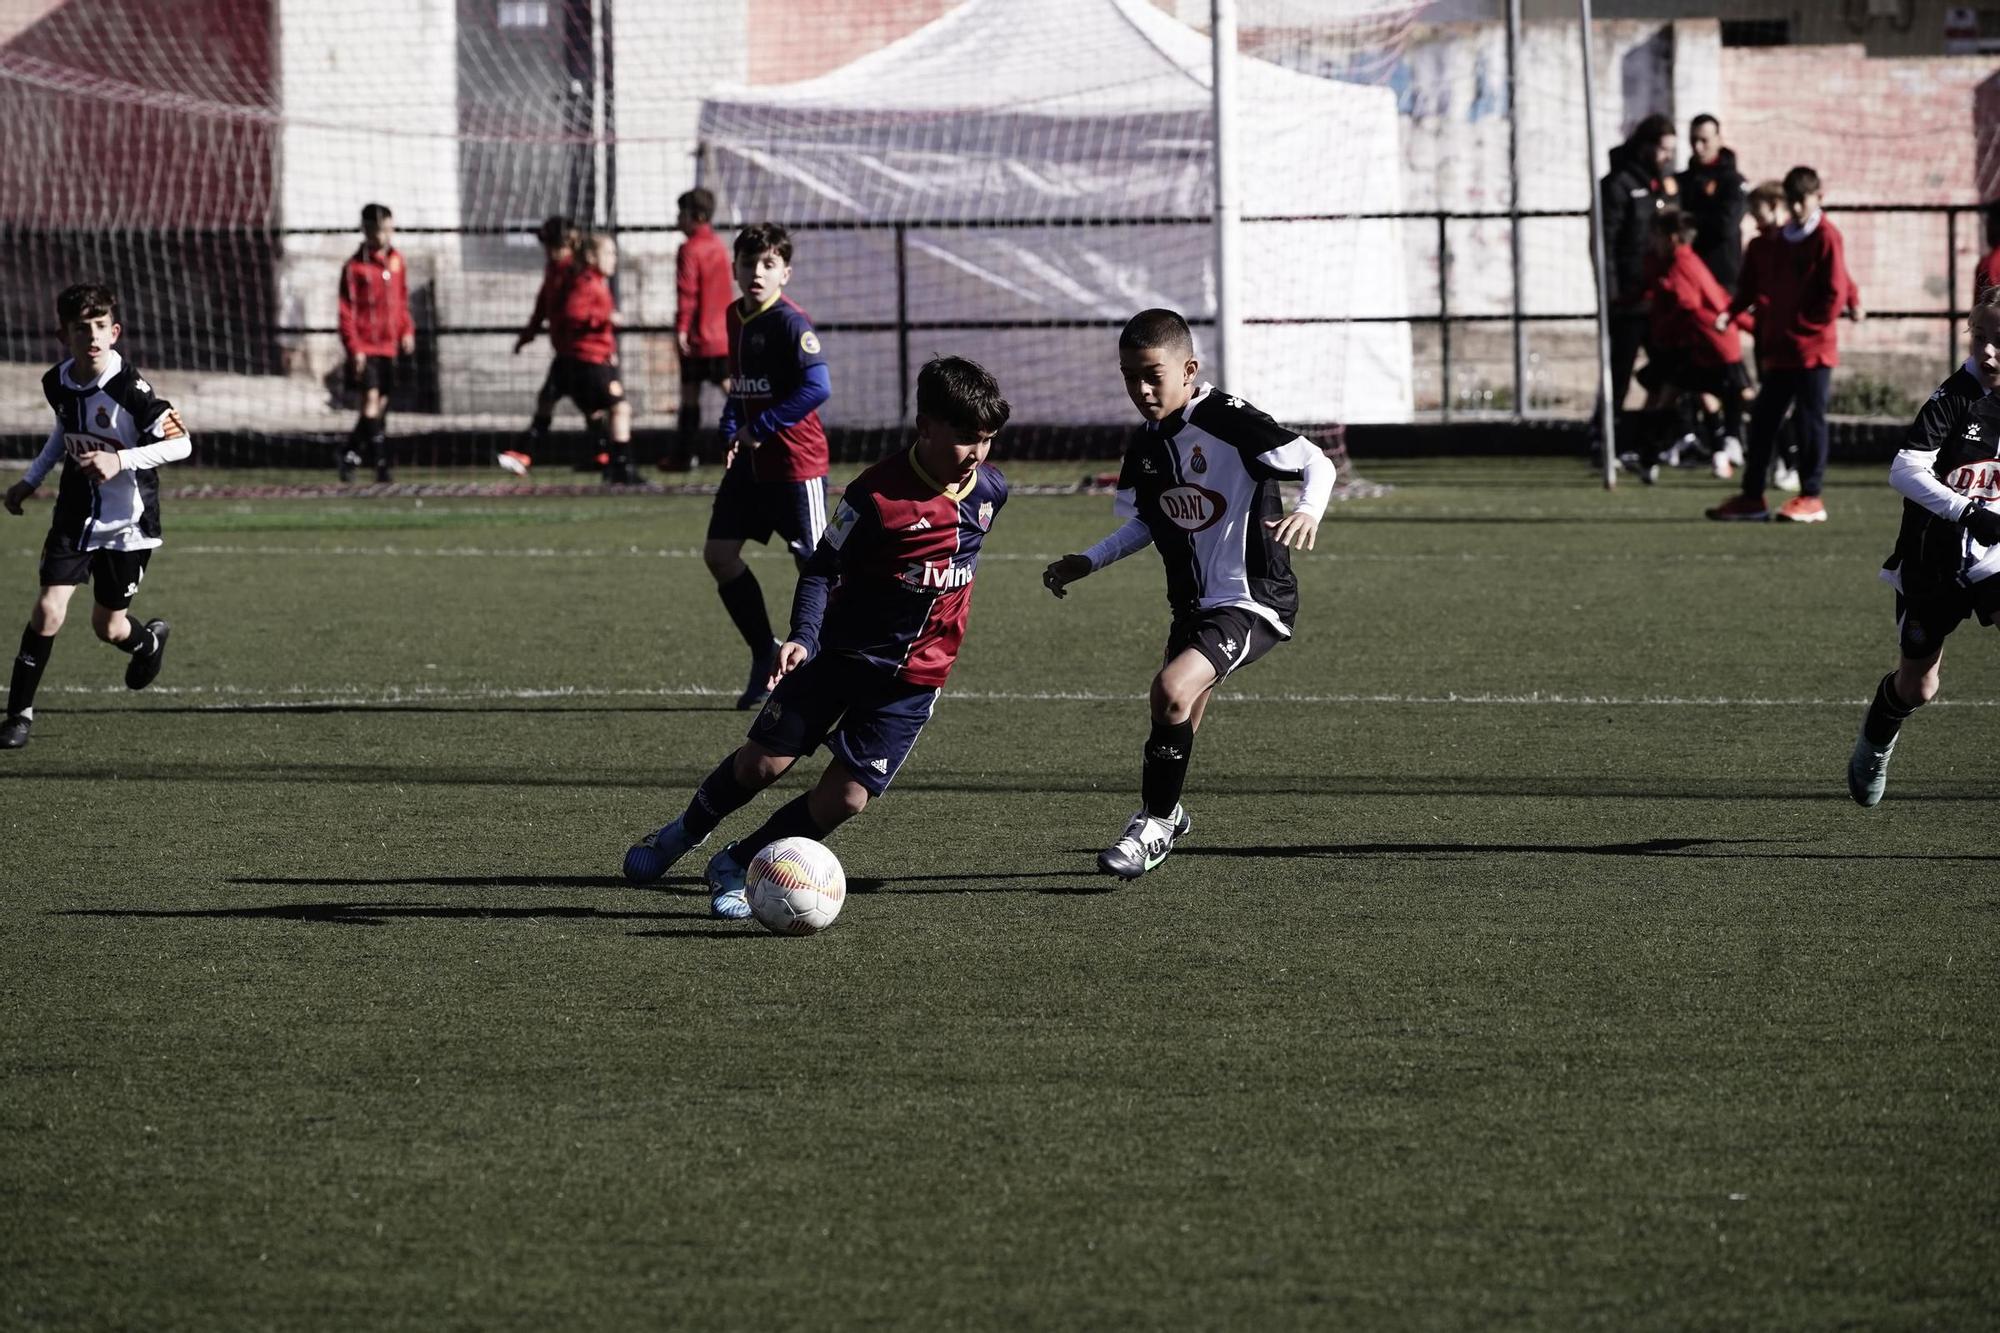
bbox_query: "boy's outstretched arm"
[1044,516,1152,598]
[6,426,67,513]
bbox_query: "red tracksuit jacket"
[1648,246,1750,368]
[338,244,414,359]
[675,224,732,359]
[551,265,616,364]
[1730,218,1853,370]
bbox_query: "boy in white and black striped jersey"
[2,283,190,750]
[1847,290,2000,805]
[1043,308,1336,879]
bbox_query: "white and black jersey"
[1883,360,2000,595]
[1108,384,1335,635]
[26,350,191,552]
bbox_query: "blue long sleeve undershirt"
[721,361,832,442]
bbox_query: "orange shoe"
[1704,492,1769,522]
[1773,495,1827,523]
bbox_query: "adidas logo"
[867,758,889,774]
[904,517,931,530]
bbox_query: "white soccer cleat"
[1097,805,1192,880]
[1847,729,1897,808]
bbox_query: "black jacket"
[1599,141,1669,307]
[1676,147,1748,293]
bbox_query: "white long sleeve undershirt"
[1890,448,1969,524]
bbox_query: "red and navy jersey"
[787,449,1008,688]
[723,293,829,482]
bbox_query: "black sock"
[369,417,390,470]
[729,793,830,868]
[528,411,552,445]
[7,628,55,719]
[111,621,153,655]
[682,755,760,842]
[1141,718,1196,819]
[1863,672,1918,746]
[717,569,773,654]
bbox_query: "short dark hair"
[56,282,116,327]
[734,222,793,265]
[1651,206,1697,246]
[915,356,1010,437]
[535,214,576,248]
[1783,166,1822,203]
[678,189,716,221]
[1689,113,1719,135]
[1629,114,1675,150]
[1748,180,1786,212]
[1119,308,1195,362]
[361,202,392,229]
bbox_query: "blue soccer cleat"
[706,843,752,919]
[622,815,706,885]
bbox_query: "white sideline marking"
[43,681,1987,709]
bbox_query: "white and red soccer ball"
[745,837,845,936]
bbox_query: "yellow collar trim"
[908,446,978,501]
[736,291,784,323]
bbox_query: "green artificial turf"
[2,458,1995,1330]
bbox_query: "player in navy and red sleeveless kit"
[623,357,1011,920]
[704,223,834,710]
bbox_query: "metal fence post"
[1947,207,1960,369]
[1438,211,1451,423]
[895,223,911,425]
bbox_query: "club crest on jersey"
[975,501,994,529]
[94,406,110,428]
[1157,482,1226,533]
[1188,444,1207,474]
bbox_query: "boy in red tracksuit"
[547,233,632,484]
[1708,166,1856,524]
[1637,208,1753,479]
[673,189,733,469]
[512,215,579,460]
[336,203,415,483]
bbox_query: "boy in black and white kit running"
[1043,308,1335,878]
[1845,288,2000,805]
[1,283,190,750]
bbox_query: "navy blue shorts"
[708,462,829,560]
[746,651,940,797]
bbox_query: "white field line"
[40,681,1988,709]
[9,543,1858,565]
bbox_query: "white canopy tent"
[696,0,1413,427]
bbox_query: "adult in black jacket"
[1595,114,1676,443]
[1675,114,1747,293]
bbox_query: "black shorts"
[707,463,829,560]
[1894,578,2000,659]
[347,355,397,394]
[39,540,152,611]
[747,651,941,797]
[681,354,728,389]
[1636,352,1750,400]
[547,358,623,415]
[1165,605,1285,681]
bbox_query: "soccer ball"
[746,837,846,936]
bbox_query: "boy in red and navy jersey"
[704,222,833,709]
[624,356,1010,920]
[336,202,414,483]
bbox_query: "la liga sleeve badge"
[800,330,821,355]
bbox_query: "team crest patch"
[800,331,821,355]
[1189,444,1207,474]
[975,500,994,529]
[95,406,110,428]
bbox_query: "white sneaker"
[1771,458,1801,492]
[1663,433,1700,468]
[1712,437,1742,480]
[1097,806,1192,880]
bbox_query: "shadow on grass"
[56,901,711,927]
[847,872,1113,896]
[1175,836,2000,862]
[55,704,726,717]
